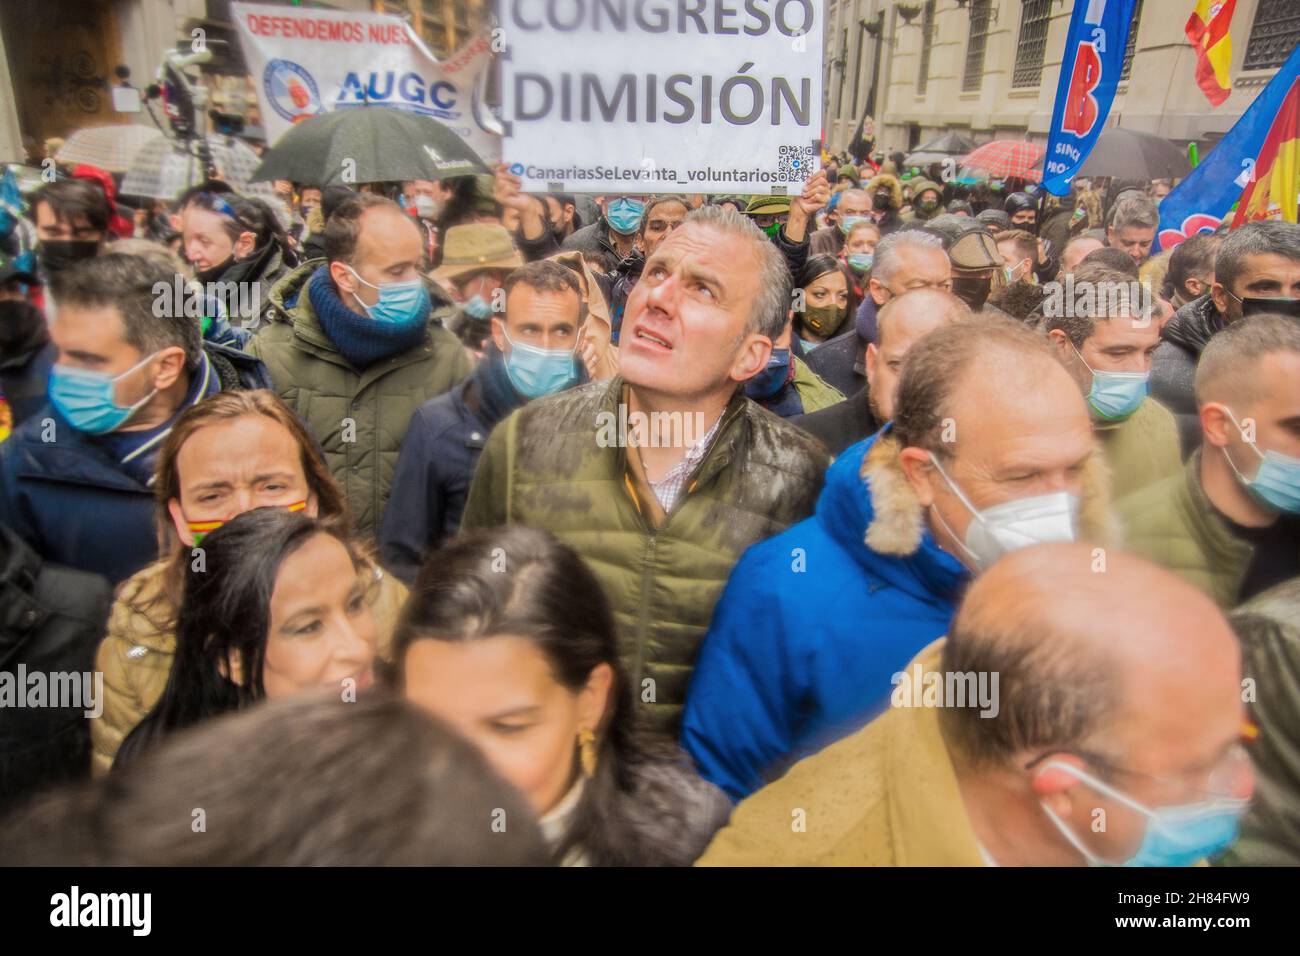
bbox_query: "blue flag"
[1158,43,1300,251]
[1043,0,1139,196]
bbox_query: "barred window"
[1120,0,1144,81]
[963,0,992,92]
[918,1,936,95]
[1244,0,1300,72]
[1011,0,1052,88]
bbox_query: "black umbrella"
[1076,127,1191,181]
[905,131,978,167]
[251,107,488,186]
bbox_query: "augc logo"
[264,59,323,124]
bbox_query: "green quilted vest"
[462,377,829,735]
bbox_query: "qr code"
[777,145,816,181]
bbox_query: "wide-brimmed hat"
[431,223,524,283]
[743,195,791,216]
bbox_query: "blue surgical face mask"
[1071,343,1148,421]
[463,294,493,321]
[745,348,791,401]
[48,350,161,435]
[1039,760,1247,867]
[346,266,430,327]
[606,198,645,236]
[503,332,579,399]
[1222,407,1300,513]
[847,252,874,274]
[839,214,868,236]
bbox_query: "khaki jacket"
[698,640,986,865]
[92,558,407,776]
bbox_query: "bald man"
[697,543,1253,865]
[684,317,1112,801]
[792,288,971,456]
[1120,313,1300,609]
[810,188,872,257]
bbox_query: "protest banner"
[497,0,824,194]
[231,1,501,163]
[1042,0,1138,196]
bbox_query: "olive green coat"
[1222,580,1300,865]
[461,379,830,735]
[248,261,472,536]
[1094,397,1182,502]
[1116,450,1252,609]
[792,357,845,414]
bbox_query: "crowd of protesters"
[0,139,1297,868]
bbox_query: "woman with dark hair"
[93,389,407,774]
[179,192,297,327]
[794,254,856,348]
[741,255,848,418]
[114,508,380,766]
[396,526,731,866]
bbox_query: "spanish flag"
[1232,75,1300,226]
[1186,0,1235,107]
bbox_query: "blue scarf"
[307,266,429,370]
[474,343,525,428]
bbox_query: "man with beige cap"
[431,222,525,357]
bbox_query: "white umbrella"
[55,125,163,173]
[120,135,275,202]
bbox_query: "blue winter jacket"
[682,429,969,801]
[0,405,158,586]
[0,343,271,586]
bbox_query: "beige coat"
[697,640,987,865]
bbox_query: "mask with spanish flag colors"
[187,499,309,545]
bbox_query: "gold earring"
[578,728,597,779]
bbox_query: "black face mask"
[37,239,99,276]
[195,255,235,284]
[951,275,991,311]
[1012,219,1039,235]
[1237,295,1300,319]
[0,299,48,354]
[874,192,895,212]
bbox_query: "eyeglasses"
[1025,738,1253,802]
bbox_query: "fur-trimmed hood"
[859,428,1118,558]
[867,173,904,209]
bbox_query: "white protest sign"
[232,1,501,163]
[499,0,823,194]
